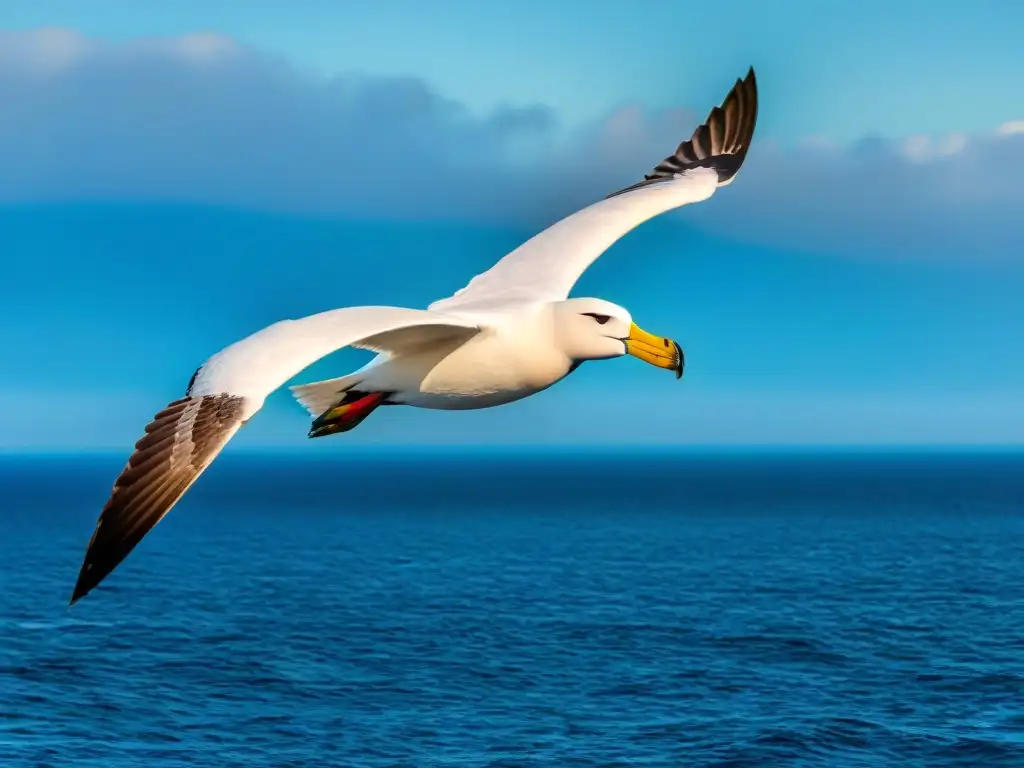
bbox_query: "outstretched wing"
[189,307,482,401]
[70,394,247,604]
[429,67,758,311]
[71,306,482,604]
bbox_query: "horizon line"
[3,444,1023,460]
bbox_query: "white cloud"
[901,134,932,161]
[163,31,240,62]
[0,28,1019,259]
[899,132,969,162]
[938,132,969,155]
[0,27,93,74]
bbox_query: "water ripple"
[2,453,1024,767]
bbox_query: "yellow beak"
[624,323,684,379]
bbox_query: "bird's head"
[552,298,684,378]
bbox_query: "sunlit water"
[2,452,1023,767]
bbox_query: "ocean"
[1,451,1023,767]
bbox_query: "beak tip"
[674,343,685,380]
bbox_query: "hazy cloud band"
[1,28,1021,258]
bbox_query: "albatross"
[70,67,758,605]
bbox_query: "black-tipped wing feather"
[70,394,246,605]
[607,67,758,198]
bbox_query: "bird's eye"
[582,313,611,325]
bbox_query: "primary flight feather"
[70,67,758,605]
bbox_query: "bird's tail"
[290,374,363,418]
[607,67,758,198]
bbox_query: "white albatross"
[70,67,758,604]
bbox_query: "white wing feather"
[430,67,758,311]
[429,169,719,310]
[188,306,481,408]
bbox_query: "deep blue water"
[2,452,1024,767]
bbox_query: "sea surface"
[2,451,1023,767]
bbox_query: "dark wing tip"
[68,394,245,606]
[710,65,759,185]
[69,582,87,607]
[69,572,97,606]
[606,66,759,198]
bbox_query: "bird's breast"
[390,331,573,410]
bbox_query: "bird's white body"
[331,305,577,410]
[71,68,760,605]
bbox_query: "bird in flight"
[70,67,758,605]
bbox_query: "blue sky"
[4,0,1024,140]
[0,2,1022,449]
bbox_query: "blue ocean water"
[2,451,1024,767]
